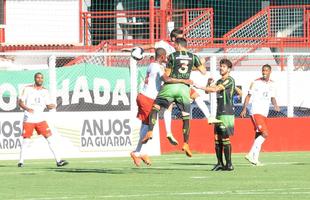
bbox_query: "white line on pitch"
[12,188,310,200]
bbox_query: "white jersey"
[141,62,165,99]
[19,85,52,123]
[154,40,175,56]
[248,78,276,117]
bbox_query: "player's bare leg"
[165,103,178,145]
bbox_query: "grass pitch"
[0,152,309,200]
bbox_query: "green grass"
[0,152,310,200]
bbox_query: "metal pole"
[130,57,138,115]
[48,55,57,111]
[210,56,217,117]
[287,55,294,117]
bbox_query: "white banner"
[0,112,161,160]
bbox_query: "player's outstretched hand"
[240,109,247,118]
[274,105,280,112]
[207,78,214,86]
[47,104,56,110]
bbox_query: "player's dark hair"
[175,38,187,48]
[170,28,183,40]
[155,48,166,59]
[262,64,271,70]
[220,59,232,69]
[34,72,43,79]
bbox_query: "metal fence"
[0,52,309,119]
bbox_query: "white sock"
[46,135,61,163]
[252,135,265,162]
[163,109,172,135]
[19,138,31,164]
[135,123,148,156]
[195,96,210,118]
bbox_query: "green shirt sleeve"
[193,54,202,68]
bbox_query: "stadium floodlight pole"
[287,55,294,117]
[130,57,138,115]
[210,55,217,117]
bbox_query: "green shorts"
[155,83,191,113]
[214,115,235,137]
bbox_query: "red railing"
[222,5,310,69]
[80,8,213,50]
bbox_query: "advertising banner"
[0,64,161,160]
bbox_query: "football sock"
[163,109,172,135]
[253,135,265,162]
[46,135,61,163]
[215,140,224,165]
[19,138,31,164]
[148,107,159,131]
[223,138,232,165]
[182,115,190,143]
[195,96,210,118]
[135,123,149,154]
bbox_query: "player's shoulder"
[148,62,163,71]
[227,76,235,83]
[22,84,34,91]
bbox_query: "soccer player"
[240,64,280,165]
[125,29,216,145]
[130,47,193,166]
[197,59,236,171]
[142,38,206,157]
[18,72,68,167]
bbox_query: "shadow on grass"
[172,162,214,166]
[45,165,210,174]
[291,162,310,166]
[48,168,126,174]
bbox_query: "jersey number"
[178,60,189,74]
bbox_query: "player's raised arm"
[193,55,206,75]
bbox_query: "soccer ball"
[131,47,144,61]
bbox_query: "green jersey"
[216,76,235,116]
[166,51,202,80]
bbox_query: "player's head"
[34,72,44,87]
[155,48,167,63]
[170,28,184,42]
[174,38,187,51]
[219,59,232,76]
[262,64,272,80]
